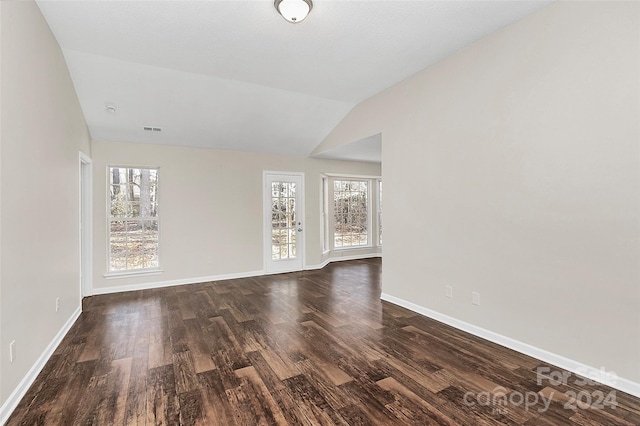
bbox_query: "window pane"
[110,199,126,217]
[126,221,144,269]
[143,236,159,268]
[110,184,126,200]
[144,251,159,269]
[110,254,127,271]
[130,202,141,217]
[110,220,127,270]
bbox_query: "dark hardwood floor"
[7,258,640,425]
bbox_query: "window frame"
[105,165,162,278]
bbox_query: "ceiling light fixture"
[275,0,312,23]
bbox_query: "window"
[108,167,159,272]
[333,180,369,248]
[321,176,329,253]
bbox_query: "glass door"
[264,172,304,273]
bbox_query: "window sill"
[332,246,374,252]
[104,269,164,279]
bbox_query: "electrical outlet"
[472,292,480,306]
[445,285,453,298]
[9,340,15,363]
[55,297,60,312]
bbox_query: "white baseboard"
[0,306,82,425]
[92,269,265,295]
[94,253,383,295]
[306,252,382,271]
[305,258,331,271]
[380,293,640,398]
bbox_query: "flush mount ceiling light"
[275,0,313,23]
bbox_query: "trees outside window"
[333,180,368,248]
[108,167,159,272]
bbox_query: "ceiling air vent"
[143,126,162,132]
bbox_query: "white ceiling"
[36,0,551,158]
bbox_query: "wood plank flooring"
[7,259,640,425]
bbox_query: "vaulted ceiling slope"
[36,0,550,158]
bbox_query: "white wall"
[0,0,91,406]
[317,2,640,384]
[91,141,381,293]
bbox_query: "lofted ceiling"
[36,0,551,159]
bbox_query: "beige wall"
[0,1,4,403]
[92,141,381,292]
[0,1,91,405]
[319,2,640,383]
